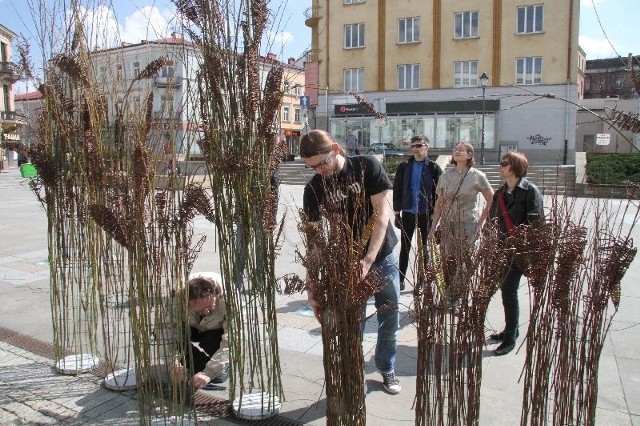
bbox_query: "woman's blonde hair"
[299,129,346,158]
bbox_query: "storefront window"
[329,114,495,150]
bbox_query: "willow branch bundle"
[21,3,208,421]
[23,24,115,369]
[175,0,285,410]
[519,196,638,426]
[414,221,511,426]
[282,178,380,425]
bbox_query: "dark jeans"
[500,265,523,343]
[185,327,223,374]
[399,211,431,286]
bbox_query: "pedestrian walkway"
[1,166,638,425]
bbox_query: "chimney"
[288,57,296,65]
[266,52,278,61]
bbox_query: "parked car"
[366,143,407,158]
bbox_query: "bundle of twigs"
[174,0,285,411]
[282,174,381,426]
[413,221,511,425]
[520,196,638,425]
[15,2,210,422]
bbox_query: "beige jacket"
[188,295,229,379]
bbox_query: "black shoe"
[400,282,405,291]
[494,341,516,356]
[488,332,505,342]
[381,372,401,395]
[488,329,519,344]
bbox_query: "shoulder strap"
[497,187,516,234]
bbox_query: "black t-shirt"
[303,155,398,262]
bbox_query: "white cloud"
[72,5,175,49]
[266,30,294,49]
[580,35,633,59]
[120,6,174,44]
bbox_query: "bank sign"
[334,104,369,115]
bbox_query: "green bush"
[382,157,406,179]
[586,153,640,184]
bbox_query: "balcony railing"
[154,76,181,88]
[304,6,321,25]
[0,62,23,82]
[152,111,182,120]
[1,111,28,129]
[306,49,321,62]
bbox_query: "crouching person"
[173,275,229,389]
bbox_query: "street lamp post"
[479,72,489,165]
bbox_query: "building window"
[398,17,420,43]
[283,106,290,122]
[454,61,478,87]
[344,0,365,4]
[516,57,542,84]
[159,65,175,78]
[295,108,301,122]
[116,64,123,82]
[454,11,479,39]
[398,64,420,90]
[517,5,543,34]
[283,80,290,93]
[345,23,365,49]
[344,68,364,92]
[132,61,140,78]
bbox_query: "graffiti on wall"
[527,134,552,146]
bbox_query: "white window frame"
[344,23,365,49]
[344,68,364,92]
[398,17,420,44]
[344,0,365,4]
[283,105,290,122]
[398,64,420,90]
[454,11,479,39]
[516,57,542,85]
[453,61,479,87]
[517,5,544,34]
[132,61,140,78]
[294,108,301,122]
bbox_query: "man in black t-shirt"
[300,129,401,395]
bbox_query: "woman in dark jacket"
[488,152,543,356]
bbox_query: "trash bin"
[20,163,37,178]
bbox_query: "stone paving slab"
[2,168,640,425]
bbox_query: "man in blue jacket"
[393,136,443,290]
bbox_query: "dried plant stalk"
[177,0,285,413]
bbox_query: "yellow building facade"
[306,0,581,164]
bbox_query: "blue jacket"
[393,157,442,214]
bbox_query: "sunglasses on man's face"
[411,143,427,148]
[499,160,510,167]
[305,152,332,170]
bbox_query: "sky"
[1,0,637,94]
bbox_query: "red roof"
[14,91,43,101]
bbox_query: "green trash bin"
[20,163,37,178]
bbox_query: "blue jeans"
[362,251,400,374]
